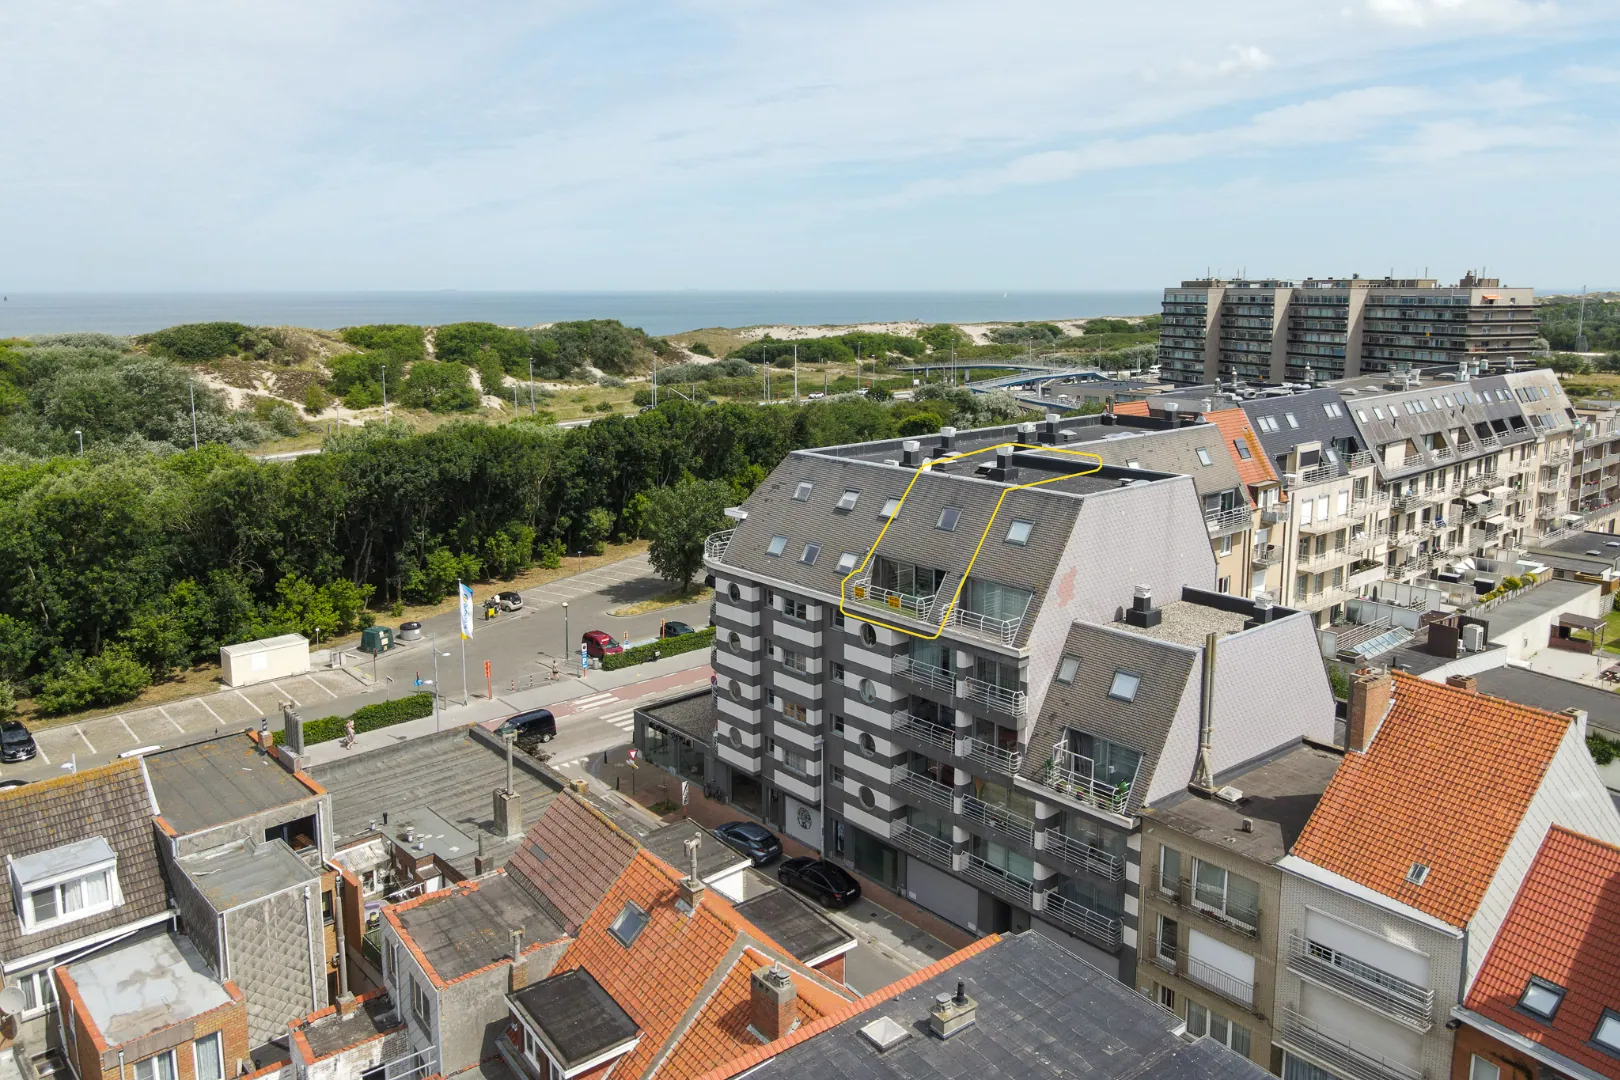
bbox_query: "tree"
[577,507,614,556]
[645,478,732,594]
[401,361,480,412]
[897,412,943,437]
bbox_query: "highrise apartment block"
[1158,274,1537,387]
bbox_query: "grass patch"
[608,586,712,617]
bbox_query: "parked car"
[0,721,36,764]
[494,708,557,744]
[712,821,782,866]
[491,591,524,612]
[582,630,623,658]
[0,779,29,791]
[661,621,697,638]
[777,857,861,908]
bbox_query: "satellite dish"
[0,985,27,1014]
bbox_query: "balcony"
[891,823,955,868]
[1185,954,1255,1008]
[1352,489,1391,511]
[1459,474,1492,495]
[1251,543,1278,567]
[1278,1007,1423,1080]
[1298,460,1339,485]
[960,794,1035,845]
[892,655,955,695]
[1429,444,1455,463]
[704,528,735,562]
[947,606,1023,646]
[963,677,1028,721]
[1145,934,1177,972]
[1041,830,1124,881]
[1286,933,1434,1032]
[848,576,938,623]
[891,765,956,811]
[1344,450,1376,470]
[893,711,955,754]
[964,737,1021,776]
[1041,891,1123,950]
[1261,507,1285,524]
[1150,872,1259,938]
[1043,745,1132,815]
[963,854,1035,906]
[1205,506,1252,536]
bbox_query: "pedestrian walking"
[342,717,356,749]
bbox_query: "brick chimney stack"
[508,929,528,993]
[1445,674,1478,692]
[1347,669,1394,753]
[749,964,797,1042]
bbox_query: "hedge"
[272,691,435,746]
[601,627,715,671]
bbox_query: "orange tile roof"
[1113,401,1149,417]
[1466,827,1620,1078]
[1291,673,1570,927]
[1207,408,1279,488]
[553,849,853,1080]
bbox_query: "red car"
[582,630,623,658]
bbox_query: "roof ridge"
[1543,822,1620,858]
[0,755,137,803]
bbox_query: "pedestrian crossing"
[603,710,636,730]
[572,691,618,712]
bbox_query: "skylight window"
[800,543,820,566]
[1233,439,1251,461]
[1374,407,1386,420]
[1519,977,1565,1020]
[836,552,858,573]
[1196,448,1213,467]
[1056,655,1080,684]
[1108,670,1141,703]
[793,481,813,502]
[1257,416,1279,433]
[1323,402,1344,418]
[1357,410,1369,422]
[879,498,901,519]
[1285,413,1299,429]
[1594,1011,1620,1056]
[766,536,787,557]
[937,507,961,532]
[1005,520,1033,546]
[1405,862,1430,886]
[609,901,650,947]
[835,489,860,511]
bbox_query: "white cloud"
[1563,63,1620,84]
[1362,0,1553,27]
[1180,45,1276,80]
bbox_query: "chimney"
[1565,707,1589,740]
[1040,413,1060,444]
[901,440,924,467]
[679,836,706,911]
[1124,585,1162,629]
[988,446,1019,484]
[508,929,528,993]
[1347,669,1394,752]
[929,980,978,1040]
[1445,673,1478,693]
[749,964,797,1042]
[1244,596,1276,629]
[1190,631,1217,791]
[1016,421,1037,443]
[932,426,958,458]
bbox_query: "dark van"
[494,708,557,744]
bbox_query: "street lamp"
[562,602,569,663]
[430,633,453,731]
[73,430,82,454]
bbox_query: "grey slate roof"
[733,887,854,965]
[1061,423,1248,503]
[1146,741,1342,863]
[1342,373,1537,481]
[642,822,750,882]
[1470,667,1620,735]
[1240,387,1366,478]
[739,931,1270,1080]
[0,758,169,962]
[393,872,564,983]
[637,691,717,745]
[146,734,317,835]
[1018,622,1196,813]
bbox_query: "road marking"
[116,715,138,744]
[233,690,259,714]
[603,711,636,729]
[308,676,341,699]
[35,745,49,765]
[158,706,185,733]
[198,697,226,725]
[75,726,96,754]
[573,693,617,711]
[271,681,302,707]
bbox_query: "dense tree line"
[1540,299,1620,354]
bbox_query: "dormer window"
[10,836,122,934]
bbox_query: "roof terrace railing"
[704,528,735,562]
[1043,745,1132,815]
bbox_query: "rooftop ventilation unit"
[1215,786,1244,804]
[1124,585,1161,629]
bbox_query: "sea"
[0,291,1161,338]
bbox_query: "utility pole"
[1576,287,1590,353]
[793,344,798,402]
[431,631,442,732]
[527,358,536,414]
[652,351,658,407]
[189,380,199,451]
[762,344,770,402]
[380,365,388,416]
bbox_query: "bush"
[304,384,332,415]
[1589,730,1620,766]
[35,645,153,715]
[689,342,715,357]
[599,375,626,388]
[139,323,253,362]
[917,325,969,352]
[601,627,715,671]
[272,691,434,746]
[897,412,943,437]
[339,325,426,362]
[401,361,480,412]
[577,508,613,556]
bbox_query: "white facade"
[220,634,311,688]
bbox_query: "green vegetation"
[726,332,923,365]
[1589,730,1620,766]
[645,477,733,592]
[1540,298,1620,354]
[138,322,255,362]
[689,342,715,357]
[435,319,667,381]
[339,324,427,362]
[271,691,436,747]
[917,324,970,352]
[401,360,481,412]
[601,627,716,671]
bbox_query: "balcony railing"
[1430,444,1455,462]
[893,711,955,754]
[1286,933,1434,1031]
[1251,543,1278,567]
[704,528,735,562]
[1298,460,1339,485]
[1345,449,1376,470]
[1150,872,1259,938]
[1185,954,1255,1007]
[1278,1007,1424,1080]
[963,855,1034,906]
[947,605,1023,646]
[1205,506,1252,535]
[1042,831,1124,880]
[1145,934,1177,971]
[892,655,955,695]
[1041,891,1123,950]
[848,576,939,622]
[892,823,954,867]
[964,676,1027,720]
[1043,745,1133,815]
[964,737,1021,775]
[891,766,956,810]
[960,795,1035,845]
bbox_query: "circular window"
[859,678,877,704]
[728,582,742,602]
[859,732,877,755]
[728,679,741,702]
[859,786,876,809]
[861,623,878,648]
[728,631,742,652]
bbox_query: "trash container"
[360,626,394,654]
[397,621,423,642]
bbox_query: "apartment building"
[1570,398,1620,533]
[1138,741,1343,1072]
[1159,274,1538,387]
[1272,672,1620,1080]
[701,419,1335,977]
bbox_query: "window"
[1468,1056,1500,1080]
[1374,406,1386,420]
[800,543,820,566]
[133,1052,177,1080]
[861,623,878,647]
[879,498,901,519]
[1323,402,1343,418]
[1193,860,1260,928]
[1232,439,1251,460]
[793,481,813,501]
[782,747,811,774]
[836,552,859,573]
[780,648,808,673]
[1157,915,1178,962]
[783,598,808,620]
[859,732,877,754]
[1056,655,1080,684]
[1357,409,1368,422]
[1218,534,1233,556]
[1519,976,1565,1019]
[1158,846,1182,892]
[13,971,54,1015]
[410,977,432,1029]
[836,489,860,511]
[1186,1001,1251,1057]
[832,608,845,628]
[194,1034,223,1080]
[766,690,778,708]
[859,678,877,704]
[1005,520,1033,546]
[1405,862,1429,886]
[1595,1011,1620,1057]
[936,507,961,532]
[1108,670,1141,702]
[1196,448,1213,467]
[1285,413,1299,429]
[1257,415,1278,433]
[16,851,118,933]
[766,535,787,557]
[728,582,742,602]
[783,702,809,725]
[609,902,650,947]
[832,662,845,682]
[833,715,845,733]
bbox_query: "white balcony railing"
[1184,954,1255,1007]
[893,711,954,754]
[960,795,1034,845]
[1205,506,1251,534]
[1042,831,1125,880]
[704,528,735,562]
[1043,744,1132,814]
[964,737,1021,774]
[847,576,938,622]
[1286,933,1433,1032]
[1278,1007,1423,1080]
[890,766,955,810]
[891,823,954,867]
[892,655,955,695]
[963,855,1034,906]
[1041,892,1123,950]
[948,606,1023,645]
[963,677,1027,720]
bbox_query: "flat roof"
[179,839,319,911]
[637,692,718,745]
[1471,667,1620,734]
[221,634,308,656]
[67,932,232,1047]
[385,807,479,867]
[642,823,749,882]
[394,873,564,983]
[1147,742,1343,864]
[1533,530,1620,559]
[512,967,639,1070]
[734,887,854,965]
[146,735,317,836]
[1115,599,1252,648]
[299,996,404,1059]
[1475,578,1598,637]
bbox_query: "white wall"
[1207,612,1336,767]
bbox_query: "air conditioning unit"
[1462,624,1485,652]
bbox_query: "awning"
[1562,512,1584,523]
[1487,485,1513,498]
[1484,514,1508,526]
[1465,493,1491,506]
[1560,613,1605,631]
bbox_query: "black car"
[662,621,697,638]
[778,857,861,908]
[494,708,556,744]
[0,722,36,764]
[712,821,782,866]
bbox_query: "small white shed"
[220,634,311,688]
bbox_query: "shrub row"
[272,691,435,746]
[601,627,715,671]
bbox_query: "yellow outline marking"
[838,443,1103,639]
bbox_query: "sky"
[3,0,1617,291]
